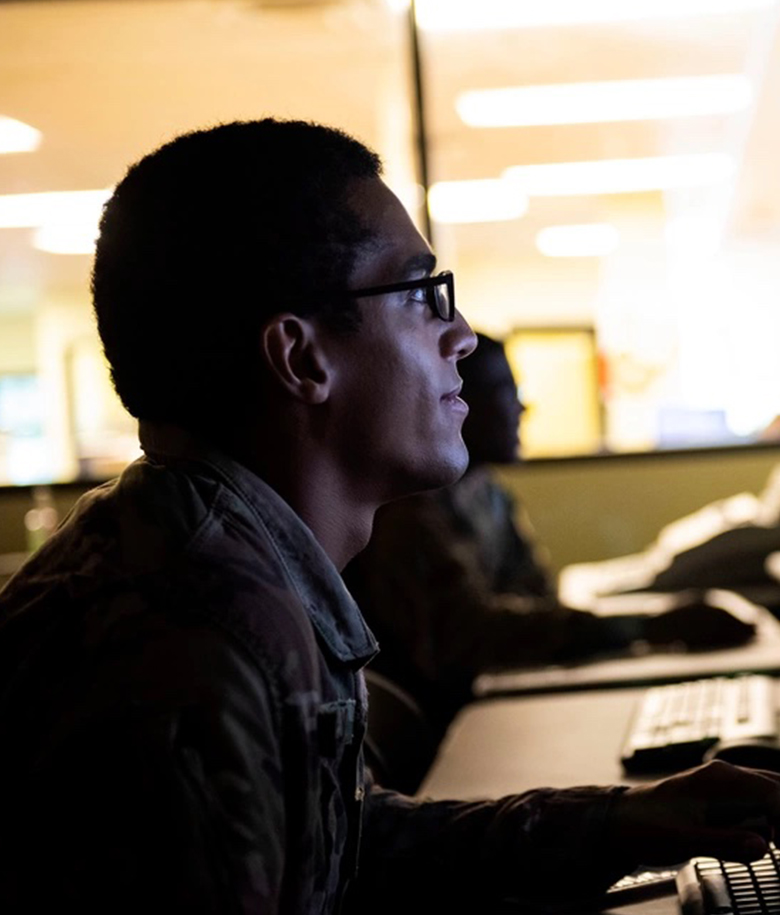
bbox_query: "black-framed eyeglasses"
[344,270,455,322]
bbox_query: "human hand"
[644,591,756,649]
[608,760,780,867]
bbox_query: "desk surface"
[419,687,650,800]
[475,589,780,698]
[418,686,685,915]
[417,684,762,915]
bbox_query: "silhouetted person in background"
[345,332,755,735]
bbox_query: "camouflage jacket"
[344,467,643,728]
[0,425,633,914]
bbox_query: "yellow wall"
[0,315,35,372]
[495,444,780,576]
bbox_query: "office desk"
[418,687,688,915]
[419,687,650,800]
[475,590,780,699]
[419,682,780,915]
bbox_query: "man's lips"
[442,385,468,413]
[442,382,463,400]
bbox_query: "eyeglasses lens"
[432,280,452,322]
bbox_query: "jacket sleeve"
[0,628,289,915]
[351,777,635,914]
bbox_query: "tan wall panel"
[496,446,780,576]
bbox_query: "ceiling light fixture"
[428,178,529,223]
[0,189,111,229]
[457,74,753,128]
[0,116,42,154]
[503,153,736,196]
[0,189,112,255]
[33,223,100,256]
[536,223,620,257]
[415,0,776,31]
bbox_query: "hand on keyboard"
[607,759,780,868]
[644,591,756,649]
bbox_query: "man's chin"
[420,448,471,492]
[384,448,470,502]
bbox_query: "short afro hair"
[92,118,383,427]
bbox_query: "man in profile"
[346,332,755,734]
[0,120,777,914]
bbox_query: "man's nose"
[447,309,478,360]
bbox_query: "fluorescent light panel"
[458,74,753,128]
[537,223,620,257]
[0,190,111,229]
[33,224,99,255]
[415,0,776,30]
[0,116,41,154]
[428,154,734,224]
[0,189,112,255]
[503,153,736,195]
[428,178,529,224]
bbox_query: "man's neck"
[140,419,373,571]
[294,483,376,572]
[225,438,376,571]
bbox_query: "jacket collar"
[139,421,378,668]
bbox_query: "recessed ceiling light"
[0,190,111,229]
[457,74,753,128]
[0,189,112,255]
[0,116,41,154]
[33,224,100,256]
[503,154,736,196]
[428,178,529,223]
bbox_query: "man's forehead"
[348,178,433,284]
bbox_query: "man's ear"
[260,313,332,404]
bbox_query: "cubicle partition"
[3,442,780,591]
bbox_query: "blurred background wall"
[4,0,780,574]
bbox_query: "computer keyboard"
[606,867,679,903]
[677,846,780,915]
[621,674,778,774]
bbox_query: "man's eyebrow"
[401,252,437,277]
